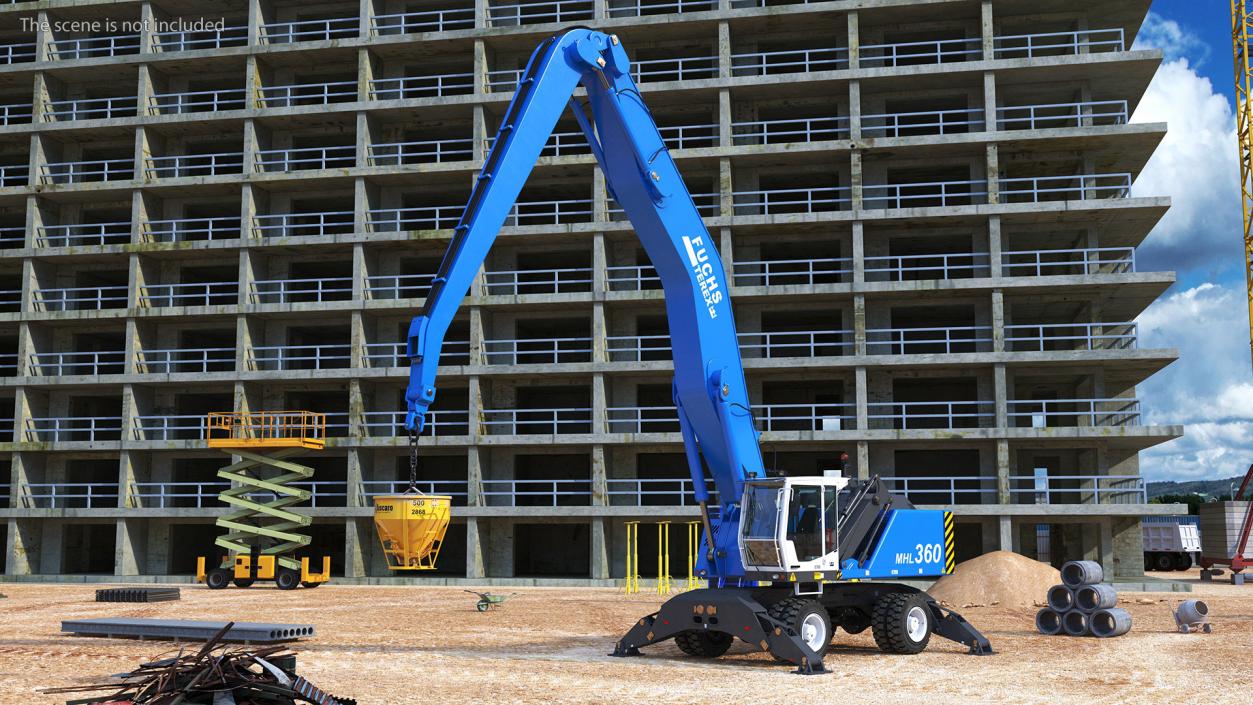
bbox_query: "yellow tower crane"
[1234,0,1253,363]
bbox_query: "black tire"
[1173,553,1193,571]
[767,597,832,660]
[233,578,254,588]
[838,615,871,636]
[1153,552,1174,572]
[674,630,733,658]
[275,569,301,591]
[300,580,322,588]
[871,592,933,654]
[205,568,231,590]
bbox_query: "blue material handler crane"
[403,28,991,672]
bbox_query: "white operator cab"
[739,475,851,577]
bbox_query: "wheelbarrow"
[465,590,516,612]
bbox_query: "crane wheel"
[275,569,301,591]
[674,630,733,658]
[1153,553,1174,572]
[767,597,831,661]
[1173,553,1193,571]
[205,568,231,590]
[871,592,932,654]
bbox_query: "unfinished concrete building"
[0,0,1183,583]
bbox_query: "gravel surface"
[1,580,1249,705]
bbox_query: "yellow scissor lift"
[195,411,332,590]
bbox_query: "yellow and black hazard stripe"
[943,511,956,574]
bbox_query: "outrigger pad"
[928,602,993,655]
[610,588,829,675]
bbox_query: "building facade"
[0,0,1183,583]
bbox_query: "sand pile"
[929,550,1061,608]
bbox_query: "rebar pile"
[42,622,354,705]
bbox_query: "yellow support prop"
[657,521,671,595]
[624,521,640,594]
[686,520,704,590]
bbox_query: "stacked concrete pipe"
[1035,560,1133,638]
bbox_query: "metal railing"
[29,350,125,376]
[140,281,237,307]
[252,276,353,303]
[154,24,248,52]
[26,416,124,442]
[361,340,470,367]
[38,221,130,247]
[632,54,718,83]
[756,403,856,431]
[253,210,354,238]
[1005,322,1137,351]
[146,152,244,178]
[485,267,594,295]
[0,352,17,375]
[369,205,461,232]
[251,344,351,371]
[605,264,661,291]
[35,285,129,311]
[262,17,359,43]
[609,192,719,219]
[485,336,593,364]
[372,8,475,34]
[0,163,28,187]
[999,173,1131,202]
[361,410,471,437]
[607,0,716,17]
[1002,246,1135,276]
[50,34,141,60]
[867,401,995,429]
[486,68,526,92]
[370,73,475,100]
[863,179,987,209]
[0,227,23,248]
[997,100,1129,130]
[42,158,134,184]
[606,334,670,361]
[361,479,469,500]
[730,46,849,75]
[1007,398,1141,427]
[365,272,435,299]
[138,346,236,373]
[732,257,851,286]
[130,481,228,508]
[20,482,119,509]
[607,406,679,432]
[0,102,32,125]
[256,146,356,172]
[481,478,592,506]
[45,96,137,121]
[370,138,473,165]
[732,187,851,214]
[731,116,850,145]
[860,37,981,67]
[739,329,852,358]
[487,129,589,157]
[481,408,593,434]
[659,122,719,150]
[259,81,358,108]
[149,88,247,114]
[132,414,206,441]
[861,107,985,137]
[881,476,997,506]
[0,289,21,310]
[993,28,1125,59]
[865,252,990,281]
[866,326,993,354]
[605,477,714,506]
[144,216,242,243]
[1008,474,1145,504]
[503,198,594,226]
[488,0,594,26]
[0,42,36,64]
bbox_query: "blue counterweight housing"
[840,509,956,580]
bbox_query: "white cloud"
[1131,58,1242,274]
[1138,283,1253,481]
[1133,12,1212,66]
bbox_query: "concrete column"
[846,11,859,68]
[998,515,1013,551]
[466,445,483,506]
[1099,517,1114,570]
[343,517,368,577]
[848,80,861,140]
[115,518,142,575]
[855,366,868,431]
[983,72,997,132]
[853,294,866,355]
[138,2,158,53]
[247,0,263,45]
[473,40,488,96]
[855,440,869,480]
[468,376,483,439]
[465,516,485,578]
[346,437,364,506]
[472,104,488,162]
[851,222,864,284]
[719,157,733,218]
[591,444,607,505]
[592,232,606,298]
[719,226,733,285]
[592,302,607,363]
[717,22,730,79]
[985,143,998,204]
[591,168,607,223]
[991,290,1004,353]
[718,89,731,147]
[591,517,609,580]
[987,215,1002,277]
[993,363,1007,428]
[850,150,862,210]
[7,519,37,575]
[980,1,994,60]
[349,310,365,369]
[592,372,606,434]
[996,439,1010,503]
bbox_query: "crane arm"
[403,28,764,577]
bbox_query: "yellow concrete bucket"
[373,494,452,570]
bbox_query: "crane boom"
[402,28,990,671]
[1234,0,1253,366]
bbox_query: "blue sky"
[1129,3,1253,481]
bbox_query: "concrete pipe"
[1061,609,1090,636]
[1046,584,1075,611]
[1090,608,1132,638]
[1035,607,1063,635]
[1060,560,1104,587]
[1075,583,1118,612]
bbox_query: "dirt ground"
[0,574,1249,705]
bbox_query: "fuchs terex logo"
[681,235,722,319]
